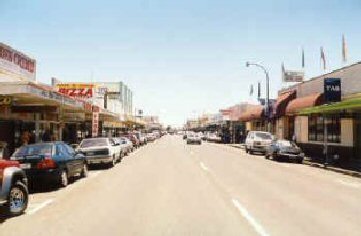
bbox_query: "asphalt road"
[1,135,361,236]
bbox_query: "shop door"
[0,121,15,154]
[354,114,361,160]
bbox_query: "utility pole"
[246,62,270,132]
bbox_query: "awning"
[299,95,361,115]
[239,106,264,122]
[286,93,323,115]
[273,90,296,117]
[0,81,84,110]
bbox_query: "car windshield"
[80,139,108,148]
[13,144,53,157]
[255,133,272,140]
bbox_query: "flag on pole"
[249,84,254,96]
[281,62,285,81]
[257,81,261,99]
[302,48,305,68]
[320,46,326,70]
[342,34,347,63]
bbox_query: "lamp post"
[246,62,271,132]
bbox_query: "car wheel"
[109,155,116,167]
[59,170,69,187]
[265,154,269,159]
[80,163,89,178]
[245,147,249,153]
[6,181,28,217]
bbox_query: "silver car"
[79,138,121,167]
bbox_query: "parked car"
[115,137,133,155]
[11,142,88,188]
[124,134,140,148]
[153,130,161,139]
[0,160,28,216]
[146,133,156,142]
[134,132,147,146]
[187,133,202,145]
[207,133,221,143]
[78,138,121,167]
[265,139,304,163]
[245,131,273,154]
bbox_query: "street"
[1,135,361,236]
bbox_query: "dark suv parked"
[11,142,88,188]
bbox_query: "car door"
[112,138,121,158]
[55,144,71,174]
[65,144,83,174]
[108,138,116,157]
[246,132,252,147]
[58,144,77,177]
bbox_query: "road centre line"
[27,199,54,215]
[232,198,270,236]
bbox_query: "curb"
[225,143,361,178]
[303,160,361,178]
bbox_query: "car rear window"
[13,144,53,157]
[255,132,272,140]
[80,138,108,148]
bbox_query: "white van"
[245,131,273,154]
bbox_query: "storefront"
[0,81,85,152]
[276,62,361,169]
[239,106,266,132]
[272,90,296,140]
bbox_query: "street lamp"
[246,61,270,132]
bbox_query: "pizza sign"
[58,88,93,98]
[57,83,96,98]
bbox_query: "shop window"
[326,117,341,143]
[308,116,340,143]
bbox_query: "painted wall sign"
[0,43,36,81]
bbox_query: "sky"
[1,0,361,127]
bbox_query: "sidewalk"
[225,143,361,178]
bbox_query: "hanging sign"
[324,78,341,103]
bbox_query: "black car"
[265,139,304,163]
[11,142,88,188]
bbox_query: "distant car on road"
[79,138,121,167]
[0,160,28,216]
[245,131,273,154]
[265,139,304,163]
[11,142,88,188]
[186,133,202,145]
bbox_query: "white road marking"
[336,179,361,188]
[190,151,194,155]
[199,162,209,171]
[27,199,54,215]
[232,198,269,236]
